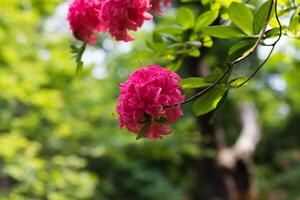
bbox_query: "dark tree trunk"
[183,56,256,200]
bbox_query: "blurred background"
[0,0,300,199]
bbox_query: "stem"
[181,64,233,105]
[167,0,278,107]
[227,0,274,66]
[238,0,282,87]
[75,43,87,75]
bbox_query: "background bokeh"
[0,0,299,199]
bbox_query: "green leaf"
[209,89,229,124]
[228,39,255,55]
[227,39,256,61]
[167,59,182,72]
[264,27,282,38]
[228,3,254,35]
[153,31,164,43]
[253,0,272,34]
[149,43,169,53]
[194,10,219,32]
[201,26,247,39]
[202,36,213,47]
[176,7,195,29]
[180,77,211,89]
[188,49,201,57]
[192,87,226,116]
[136,122,151,140]
[288,9,300,38]
[155,25,184,35]
[229,77,246,88]
[204,68,222,83]
[155,117,168,124]
[70,43,87,75]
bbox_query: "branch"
[238,0,282,87]
[171,0,280,107]
[180,64,233,105]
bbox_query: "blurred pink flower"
[99,0,152,41]
[67,0,104,45]
[116,65,185,139]
[149,0,171,14]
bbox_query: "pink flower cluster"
[99,0,152,42]
[150,0,171,14]
[67,0,104,45]
[116,65,185,139]
[67,0,171,44]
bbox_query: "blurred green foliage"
[0,1,201,199]
[0,0,300,200]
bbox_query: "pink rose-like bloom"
[149,0,171,14]
[116,65,185,139]
[99,0,152,41]
[67,0,104,45]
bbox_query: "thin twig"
[228,0,274,66]
[238,0,282,87]
[167,0,278,107]
[180,64,233,105]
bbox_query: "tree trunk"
[183,56,260,200]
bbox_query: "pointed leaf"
[202,26,246,39]
[288,9,300,37]
[155,117,168,124]
[226,39,256,62]
[192,87,226,116]
[253,0,272,34]
[228,39,256,55]
[229,77,247,88]
[180,77,211,89]
[136,122,151,140]
[176,7,195,29]
[228,3,254,35]
[188,49,201,57]
[194,10,219,31]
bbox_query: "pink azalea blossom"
[116,65,185,139]
[67,0,104,45]
[99,0,152,41]
[149,0,171,14]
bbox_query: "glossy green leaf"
[180,78,210,89]
[229,77,247,88]
[253,0,272,34]
[209,89,229,124]
[228,40,255,55]
[288,9,300,38]
[228,3,254,35]
[70,43,87,75]
[264,27,281,38]
[202,36,213,47]
[155,25,184,35]
[153,31,164,43]
[188,49,201,57]
[204,68,223,83]
[176,7,195,29]
[194,10,219,31]
[136,122,151,140]
[167,59,182,72]
[202,26,246,38]
[192,87,226,116]
[155,117,168,124]
[227,39,256,61]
